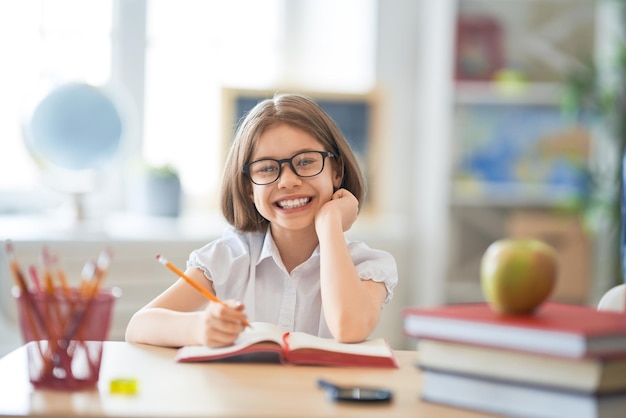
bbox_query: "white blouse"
[187,226,398,338]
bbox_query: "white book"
[421,369,626,418]
[418,339,626,394]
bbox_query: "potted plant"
[128,162,182,217]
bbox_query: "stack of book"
[402,302,626,418]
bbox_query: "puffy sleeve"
[186,227,253,288]
[349,242,398,305]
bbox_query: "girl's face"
[248,123,342,234]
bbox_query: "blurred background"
[1,0,623,354]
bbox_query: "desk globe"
[24,82,124,220]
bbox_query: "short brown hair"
[221,93,365,232]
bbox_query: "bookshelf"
[445,0,595,304]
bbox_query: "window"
[0,0,376,217]
[143,0,282,203]
[0,0,113,213]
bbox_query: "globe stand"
[39,164,99,223]
[72,192,86,222]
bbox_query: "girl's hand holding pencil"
[156,255,251,329]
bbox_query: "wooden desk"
[0,342,489,417]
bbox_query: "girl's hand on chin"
[316,188,359,232]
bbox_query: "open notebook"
[175,322,398,368]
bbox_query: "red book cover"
[403,302,626,358]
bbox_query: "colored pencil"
[5,241,52,375]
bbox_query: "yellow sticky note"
[109,378,139,395]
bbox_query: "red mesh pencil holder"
[13,287,120,391]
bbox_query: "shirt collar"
[257,227,276,265]
[256,227,321,267]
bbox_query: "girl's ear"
[332,160,344,190]
[245,182,254,201]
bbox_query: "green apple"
[480,239,558,315]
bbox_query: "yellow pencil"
[156,255,251,328]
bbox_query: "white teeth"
[277,198,310,209]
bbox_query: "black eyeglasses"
[243,151,335,185]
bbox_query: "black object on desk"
[317,379,393,403]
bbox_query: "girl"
[125,93,398,347]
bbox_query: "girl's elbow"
[124,317,138,343]
[328,317,377,343]
[124,312,145,343]
[124,329,135,343]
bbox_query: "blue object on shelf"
[454,104,590,200]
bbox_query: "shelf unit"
[445,0,595,304]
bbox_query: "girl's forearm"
[125,308,203,347]
[318,217,381,342]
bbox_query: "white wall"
[374,0,457,313]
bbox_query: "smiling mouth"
[276,197,311,209]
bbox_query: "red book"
[175,322,398,368]
[403,302,626,358]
